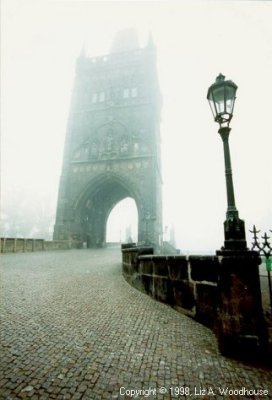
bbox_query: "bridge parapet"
[122,246,219,328]
[122,245,270,358]
[0,238,81,253]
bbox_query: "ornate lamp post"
[206,74,266,357]
[207,74,246,250]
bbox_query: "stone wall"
[0,238,81,253]
[122,245,219,328]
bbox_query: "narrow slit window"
[123,88,129,98]
[99,92,105,102]
[132,87,138,97]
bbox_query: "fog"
[1,0,272,252]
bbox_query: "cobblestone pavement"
[1,249,272,400]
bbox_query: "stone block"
[195,283,218,328]
[153,258,169,277]
[172,281,195,311]
[5,239,14,252]
[153,277,172,304]
[131,274,145,292]
[16,239,25,252]
[189,256,219,283]
[168,257,188,280]
[121,243,136,250]
[26,240,33,252]
[142,275,153,294]
[140,260,153,275]
[138,247,154,256]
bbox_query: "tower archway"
[71,173,142,247]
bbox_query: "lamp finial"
[216,73,225,82]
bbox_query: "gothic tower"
[54,30,162,247]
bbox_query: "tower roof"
[110,28,139,54]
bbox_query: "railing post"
[250,226,272,309]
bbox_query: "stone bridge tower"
[54,30,162,247]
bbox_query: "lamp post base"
[223,216,247,250]
[216,249,267,358]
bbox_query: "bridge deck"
[1,249,271,399]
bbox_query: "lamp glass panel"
[226,99,233,114]
[212,86,225,114]
[225,86,236,114]
[208,99,217,119]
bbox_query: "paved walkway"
[0,249,272,400]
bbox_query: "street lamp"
[207,74,246,250]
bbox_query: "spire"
[79,43,86,58]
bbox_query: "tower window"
[123,88,129,98]
[131,87,138,97]
[99,92,105,102]
[92,93,98,103]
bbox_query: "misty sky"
[1,0,272,252]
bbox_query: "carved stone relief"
[72,124,150,162]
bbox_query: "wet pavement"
[0,249,272,399]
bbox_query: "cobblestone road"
[1,249,272,400]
